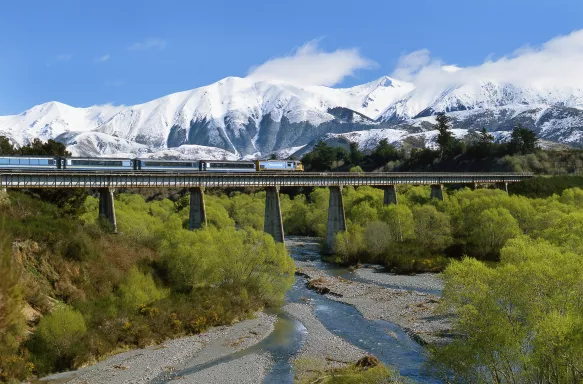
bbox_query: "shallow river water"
[165,236,441,383]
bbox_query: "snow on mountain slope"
[2,73,583,159]
[379,80,583,121]
[0,102,122,144]
[310,76,415,120]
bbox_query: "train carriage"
[134,159,198,171]
[0,156,57,169]
[61,157,134,170]
[199,160,256,172]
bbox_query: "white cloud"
[247,40,375,86]
[392,29,583,90]
[129,38,167,51]
[95,54,110,62]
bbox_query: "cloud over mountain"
[247,40,375,86]
[393,29,583,92]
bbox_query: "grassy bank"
[0,190,294,381]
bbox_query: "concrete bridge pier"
[496,182,509,193]
[188,187,207,230]
[326,186,347,250]
[264,186,284,243]
[382,185,398,205]
[98,188,117,233]
[430,184,445,201]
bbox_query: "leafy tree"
[412,205,453,251]
[379,205,415,243]
[0,136,16,155]
[117,267,169,312]
[363,221,392,257]
[469,207,521,259]
[371,139,399,166]
[435,113,458,158]
[349,142,364,165]
[509,124,538,155]
[19,138,70,157]
[432,237,583,383]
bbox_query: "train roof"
[66,157,133,161]
[198,160,255,163]
[0,155,56,158]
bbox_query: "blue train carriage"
[256,160,304,171]
[134,159,198,171]
[0,155,58,169]
[60,157,134,170]
[198,160,256,172]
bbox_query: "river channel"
[164,236,441,384]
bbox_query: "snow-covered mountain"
[1,74,582,159]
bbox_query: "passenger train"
[0,156,304,172]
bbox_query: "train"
[0,156,304,172]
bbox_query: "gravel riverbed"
[283,302,366,369]
[356,267,444,294]
[40,312,276,384]
[297,267,452,345]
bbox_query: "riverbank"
[296,267,452,345]
[39,312,277,384]
[283,303,366,369]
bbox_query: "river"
[163,236,441,383]
[41,236,443,384]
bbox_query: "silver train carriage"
[59,157,134,170]
[0,156,58,169]
[134,159,198,171]
[198,160,257,172]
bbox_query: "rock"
[355,355,380,368]
[307,278,331,294]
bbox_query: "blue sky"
[0,0,582,115]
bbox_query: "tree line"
[301,116,551,174]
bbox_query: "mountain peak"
[1,74,583,158]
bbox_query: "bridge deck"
[0,171,533,188]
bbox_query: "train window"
[71,160,124,167]
[208,162,254,169]
[143,161,195,167]
[9,158,19,164]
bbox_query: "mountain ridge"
[1,75,582,159]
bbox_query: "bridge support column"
[98,188,117,233]
[469,183,478,191]
[496,182,509,193]
[382,185,398,205]
[327,186,347,251]
[264,186,284,243]
[430,184,444,201]
[188,187,207,230]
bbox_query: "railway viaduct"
[0,171,533,248]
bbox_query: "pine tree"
[510,124,538,155]
[435,113,459,158]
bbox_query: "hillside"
[1,75,582,159]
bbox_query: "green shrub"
[117,267,169,313]
[31,306,87,373]
[63,233,99,261]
